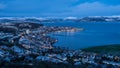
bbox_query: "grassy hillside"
[82,44,120,55]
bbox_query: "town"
[0,22,120,68]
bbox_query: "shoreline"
[0,22,120,68]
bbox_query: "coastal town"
[0,22,120,68]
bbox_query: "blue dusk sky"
[0,0,120,17]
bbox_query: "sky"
[0,0,120,17]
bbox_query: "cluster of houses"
[0,22,120,68]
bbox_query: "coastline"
[0,22,120,68]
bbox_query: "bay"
[42,22,120,49]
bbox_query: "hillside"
[82,44,120,55]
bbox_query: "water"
[42,22,120,49]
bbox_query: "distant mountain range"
[0,16,120,23]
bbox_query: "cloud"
[67,2,120,16]
[0,3,6,9]
[0,0,120,17]
[0,0,15,3]
[42,2,120,17]
[1,0,79,14]
[73,0,120,6]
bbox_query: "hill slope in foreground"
[82,44,120,55]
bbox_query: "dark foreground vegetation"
[82,44,120,55]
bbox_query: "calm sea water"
[42,22,120,49]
